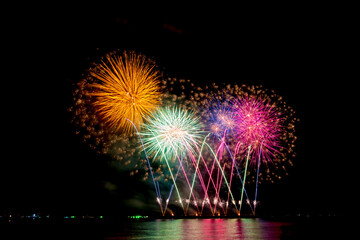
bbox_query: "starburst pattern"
[141,106,203,161]
[90,51,161,133]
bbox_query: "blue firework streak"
[201,90,237,138]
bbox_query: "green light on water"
[128,215,148,219]
[70,216,75,219]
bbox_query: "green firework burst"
[141,106,204,162]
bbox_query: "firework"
[71,52,298,216]
[191,84,253,215]
[139,105,205,215]
[231,86,297,213]
[70,76,139,157]
[232,85,297,183]
[202,92,237,139]
[194,84,297,184]
[141,106,204,161]
[90,51,161,133]
[234,95,283,166]
[70,51,165,182]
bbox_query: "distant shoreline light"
[128,215,149,219]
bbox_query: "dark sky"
[3,10,352,217]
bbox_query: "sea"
[1,217,348,239]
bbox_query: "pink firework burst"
[234,95,284,166]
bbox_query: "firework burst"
[233,85,297,184]
[70,50,299,216]
[202,91,237,138]
[141,106,204,162]
[191,83,297,183]
[90,51,161,133]
[234,95,283,166]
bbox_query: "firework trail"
[192,85,247,215]
[141,106,204,215]
[233,86,297,213]
[165,153,185,215]
[190,83,297,215]
[254,140,264,213]
[234,95,280,213]
[203,141,238,214]
[127,118,164,215]
[239,145,251,213]
[222,140,254,215]
[156,141,185,214]
[201,91,235,214]
[185,133,211,215]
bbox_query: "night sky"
[3,10,351,218]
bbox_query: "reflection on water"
[107,218,293,239]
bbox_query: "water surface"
[105,218,293,239]
[2,217,345,239]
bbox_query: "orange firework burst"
[90,51,161,133]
